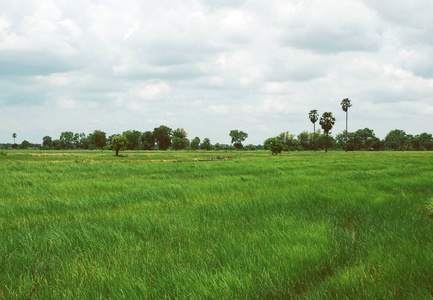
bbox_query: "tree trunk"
[313,123,316,152]
[346,110,348,152]
[116,149,119,156]
[325,132,328,153]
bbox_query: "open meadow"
[1,150,433,298]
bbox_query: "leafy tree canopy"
[109,134,128,156]
[264,137,283,155]
[229,130,248,150]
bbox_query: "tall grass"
[0,151,432,298]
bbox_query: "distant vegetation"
[2,127,432,154]
[2,100,433,153]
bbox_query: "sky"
[1,0,433,145]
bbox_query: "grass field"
[1,150,433,298]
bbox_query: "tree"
[142,131,155,150]
[53,139,62,150]
[12,133,17,149]
[384,129,409,151]
[123,130,141,150]
[278,131,299,151]
[172,128,188,150]
[200,137,212,150]
[89,130,107,151]
[60,131,74,149]
[109,134,128,156]
[309,110,319,152]
[19,140,32,149]
[229,130,248,150]
[42,136,53,149]
[154,125,172,150]
[191,137,200,150]
[264,137,283,155]
[319,112,336,153]
[340,98,352,152]
[413,132,433,151]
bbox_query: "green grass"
[1,150,433,298]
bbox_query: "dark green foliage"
[229,130,248,150]
[320,112,336,152]
[191,137,200,150]
[154,125,172,150]
[336,128,382,151]
[142,131,155,150]
[172,128,188,150]
[412,133,433,151]
[19,140,32,149]
[89,130,107,151]
[384,129,410,151]
[200,137,212,150]
[109,134,128,156]
[122,130,141,150]
[60,131,74,149]
[278,131,300,151]
[264,137,283,155]
[42,136,53,149]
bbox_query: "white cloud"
[136,81,171,101]
[208,105,229,115]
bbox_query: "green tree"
[309,110,319,152]
[413,132,433,151]
[264,137,283,155]
[53,139,62,150]
[191,137,200,150]
[42,136,53,149]
[89,130,107,151]
[79,133,91,149]
[340,98,352,152]
[229,130,248,150]
[297,131,311,150]
[109,134,128,156]
[384,129,409,151]
[154,125,172,150]
[142,131,155,150]
[278,131,299,151]
[200,137,212,150]
[123,130,142,150]
[19,140,32,149]
[172,128,188,150]
[60,131,74,149]
[12,133,17,149]
[319,112,336,153]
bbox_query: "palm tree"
[340,98,352,152]
[319,112,336,153]
[12,133,17,149]
[309,110,319,152]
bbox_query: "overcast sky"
[1,0,433,145]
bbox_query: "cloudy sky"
[1,0,433,145]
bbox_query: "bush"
[264,137,283,155]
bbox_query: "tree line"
[3,127,432,155]
[264,99,433,154]
[3,99,432,154]
[1,127,251,155]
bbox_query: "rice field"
[1,150,432,298]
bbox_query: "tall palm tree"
[319,112,336,153]
[12,133,17,149]
[309,109,319,152]
[340,98,352,152]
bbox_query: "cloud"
[208,104,229,115]
[277,0,382,53]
